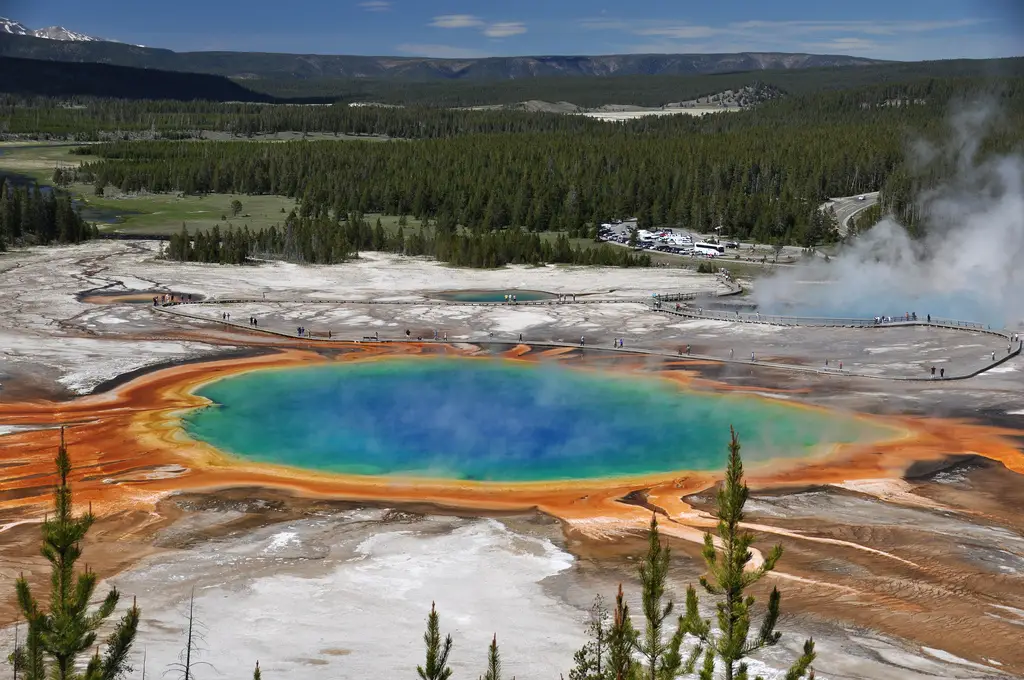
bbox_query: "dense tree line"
[60,72,1022,245]
[1,97,611,139]
[3,72,1020,141]
[0,178,97,249]
[7,74,1019,246]
[71,123,888,245]
[166,212,650,268]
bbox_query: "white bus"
[694,242,725,256]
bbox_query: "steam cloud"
[754,102,1024,328]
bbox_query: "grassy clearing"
[79,188,299,234]
[0,142,299,234]
[0,142,88,184]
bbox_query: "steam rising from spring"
[754,103,1024,328]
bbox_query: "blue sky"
[12,0,1024,59]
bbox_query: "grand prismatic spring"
[184,357,897,482]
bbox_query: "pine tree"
[682,427,817,680]
[605,585,639,680]
[480,634,501,680]
[13,428,141,680]
[252,661,262,680]
[634,516,693,680]
[417,602,453,680]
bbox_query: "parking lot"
[599,220,741,257]
[597,220,807,264]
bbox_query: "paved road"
[822,191,880,236]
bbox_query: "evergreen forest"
[62,72,1023,247]
[1,69,1021,258]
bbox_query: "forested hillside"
[63,74,1024,246]
[245,57,1024,106]
[0,32,880,81]
[0,56,277,102]
[5,71,1021,140]
[2,58,1022,128]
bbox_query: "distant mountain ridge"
[0,16,104,43]
[0,55,279,102]
[0,26,887,81]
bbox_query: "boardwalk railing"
[653,306,1006,336]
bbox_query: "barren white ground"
[0,241,726,393]
[0,512,1002,680]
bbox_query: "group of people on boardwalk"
[504,294,518,304]
[874,312,917,324]
[558,294,576,303]
[153,293,192,306]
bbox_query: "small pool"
[432,289,557,303]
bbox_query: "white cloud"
[585,17,990,39]
[633,25,718,39]
[484,22,527,38]
[729,18,988,36]
[427,15,527,42]
[395,43,488,58]
[358,1,391,10]
[801,37,882,52]
[430,14,484,29]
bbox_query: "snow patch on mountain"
[0,18,31,35]
[0,16,104,42]
[32,26,102,42]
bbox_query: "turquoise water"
[183,359,891,482]
[432,290,557,303]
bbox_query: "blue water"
[183,359,893,482]
[432,290,556,303]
